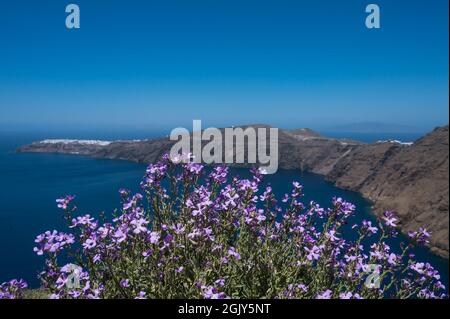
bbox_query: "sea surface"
[0,130,448,289]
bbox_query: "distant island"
[18,125,449,258]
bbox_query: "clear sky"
[0,0,448,133]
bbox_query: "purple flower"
[362,220,378,234]
[215,278,226,287]
[410,227,431,245]
[142,249,153,258]
[130,218,148,234]
[339,292,362,299]
[113,227,127,243]
[56,195,75,210]
[119,188,130,197]
[383,211,398,228]
[202,286,228,299]
[316,290,332,299]
[292,182,302,189]
[339,292,353,299]
[175,267,184,273]
[186,162,204,175]
[164,234,174,244]
[209,166,228,184]
[135,291,146,299]
[228,247,241,261]
[148,231,160,244]
[120,279,130,288]
[387,253,397,265]
[327,230,339,242]
[173,223,185,234]
[332,197,356,216]
[82,237,97,250]
[305,245,322,261]
[71,214,97,230]
[0,279,28,299]
[33,230,75,256]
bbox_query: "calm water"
[0,131,448,289]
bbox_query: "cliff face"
[325,126,449,257]
[18,125,449,258]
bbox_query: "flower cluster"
[56,195,75,210]
[1,154,447,299]
[0,279,27,299]
[33,230,75,256]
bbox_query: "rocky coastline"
[17,125,449,258]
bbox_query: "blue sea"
[0,130,448,290]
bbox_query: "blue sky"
[0,0,448,133]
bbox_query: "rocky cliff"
[325,126,449,257]
[18,125,449,258]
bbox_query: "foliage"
[1,154,447,299]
